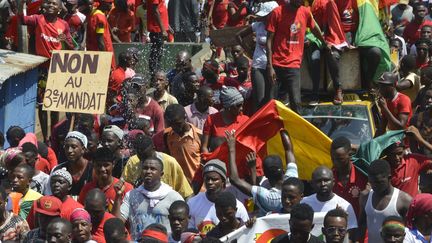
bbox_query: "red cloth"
[391,153,432,197]
[92,212,115,243]
[146,0,169,33]
[108,8,135,42]
[109,66,126,94]
[27,196,83,229]
[46,147,58,171]
[403,20,432,45]
[22,14,73,59]
[266,5,314,68]
[406,193,432,228]
[77,177,133,212]
[332,165,368,218]
[207,0,229,29]
[226,0,248,27]
[334,0,358,33]
[135,98,165,134]
[311,0,346,48]
[35,158,50,174]
[383,92,412,130]
[203,112,249,138]
[68,14,84,36]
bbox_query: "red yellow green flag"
[203,100,332,180]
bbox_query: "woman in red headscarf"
[405,193,432,242]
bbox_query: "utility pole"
[16,0,28,53]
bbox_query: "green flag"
[355,0,391,80]
[352,130,405,175]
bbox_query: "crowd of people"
[1,0,432,242]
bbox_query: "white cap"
[255,1,279,17]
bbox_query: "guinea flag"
[202,100,332,180]
[355,0,391,80]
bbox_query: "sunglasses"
[323,227,347,235]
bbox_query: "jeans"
[251,67,276,111]
[149,32,164,78]
[306,43,342,96]
[274,66,301,113]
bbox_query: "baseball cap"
[203,159,227,180]
[377,72,397,85]
[34,196,62,216]
[255,1,278,17]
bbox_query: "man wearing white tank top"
[358,160,412,243]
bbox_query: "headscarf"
[70,208,91,223]
[65,131,88,148]
[51,168,73,185]
[406,193,432,228]
[0,147,22,167]
[220,86,244,109]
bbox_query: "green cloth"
[352,130,405,175]
[355,0,391,81]
[306,31,323,49]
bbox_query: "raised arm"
[226,130,253,196]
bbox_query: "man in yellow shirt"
[121,134,193,199]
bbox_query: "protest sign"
[43,50,112,114]
[220,213,330,243]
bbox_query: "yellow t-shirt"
[400,72,420,102]
[122,153,193,198]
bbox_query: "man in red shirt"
[227,0,248,27]
[81,0,115,66]
[78,148,133,212]
[403,2,432,46]
[84,189,115,243]
[108,0,135,42]
[108,51,133,107]
[330,136,368,218]
[382,127,432,197]
[377,72,413,135]
[19,0,74,144]
[147,0,169,78]
[266,0,327,113]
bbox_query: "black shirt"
[271,234,325,243]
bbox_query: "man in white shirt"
[301,166,358,243]
[187,159,249,235]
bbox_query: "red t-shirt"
[201,76,240,109]
[135,98,165,134]
[78,177,133,212]
[391,153,432,197]
[335,0,359,32]
[332,165,368,218]
[403,20,432,45]
[146,0,169,33]
[86,9,114,52]
[226,0,248,27]
[109,66,126,93]
[92,212,115,243]
[334,0,358,33]
[203,112,249,138]
[266,5,315,68]
[108,8,135,42]
[22,14,73,58]
[208,0,229,29]
[383,92,412,130]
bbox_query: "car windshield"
[300,105,372,145]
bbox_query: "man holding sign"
[18,0,74,143]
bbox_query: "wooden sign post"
[42,50,112,114]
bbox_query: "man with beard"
[113,157,183,241]
[301,166,358,242]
